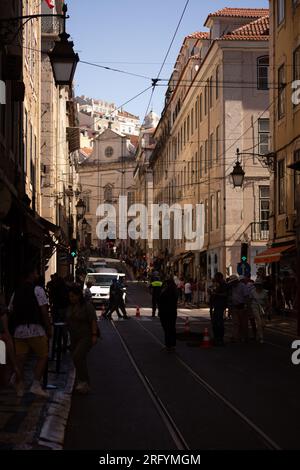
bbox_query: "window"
[277,0,285,24]
[205,199,208,233]
[128,191,135,207]
[278,65,286,119]
[209,133,213,168]
[257,56,269,90]
[104,185,113,202]
[195,98,198,129]
[180,127,183,151]
[83,195,90,213]
[210,195,215,231]
[258,119,270,155]
[191,108,194,135]
[200,146,203,178]
[105,146,114,158]
[24,110,28,174]
[216,191,221,229]
[200,94,203,121]
[216,125,220,161]
[293,46,300,103]
[259,186,270,233]
[294,150,300,207]
[204,84,208,115]
[184,120,186,146]
[216,66,219,100]
[187,115,190,142]
[209,77,213,108]
[205,140,208,173]
[278,160,285,214]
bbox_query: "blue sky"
[68,0,268,121]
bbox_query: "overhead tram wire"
[141,0,190,126]
[79,60,152,81]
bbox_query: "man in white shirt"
[184,280,192,304]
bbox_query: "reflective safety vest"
[151,281,162,287]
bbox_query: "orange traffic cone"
[184,317,190,334]
[201,327,211,348]
[136,306,141,317]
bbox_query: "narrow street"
[64,282,300,450]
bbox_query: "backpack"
[10,282,43,332]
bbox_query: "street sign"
[237,261,251,277]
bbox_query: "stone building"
[151,7,271,286]
[78,127,137,256]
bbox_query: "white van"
[83,272,126,306]
[93,267,118,274]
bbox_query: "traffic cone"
[201,327,211,348]
[184,317,190,334]
[136,306,141,317]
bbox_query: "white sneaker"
[30,382,49,398]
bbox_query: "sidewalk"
[0,353,74,450]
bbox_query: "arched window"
[257,56,269,90]
[104,184,113,202]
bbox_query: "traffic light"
[70,238,78,258]
[241,243,248,263]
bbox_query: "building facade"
[41,0,80,282]
[133,111,159,263]
[254,0,300,319]
[77,96,141,137]
[78,127,137,256]
[151,8,271,288]
[0,0,79,298]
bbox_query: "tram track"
[111,317,282,450]
[110,320,189,450]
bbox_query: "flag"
[44,0,55,8]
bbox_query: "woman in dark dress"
[66,285,98,394]
[158,278,178,352]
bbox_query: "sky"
[68,0,268,122]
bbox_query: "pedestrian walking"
[150,271,162,317]
[105,279,129,319]
[249,280,271,343]
[158,278,178,352]
[178,277,185,302]
[66,284,99,394]
[184,279,192,305]
[210,273,228,346]
[84,280,93,303]
[227,274,250,342]
[8,265,52,398]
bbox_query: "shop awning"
[254,244,296,264]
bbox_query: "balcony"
[251,222,269,242]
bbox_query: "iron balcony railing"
[251,221,269,241]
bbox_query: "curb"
[37,366,75,450]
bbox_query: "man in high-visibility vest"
[150,272,163,317]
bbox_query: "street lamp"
[230,148,276,188]
[48,5,79,87]
[230,149,245,188]
[76,198,86,218]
